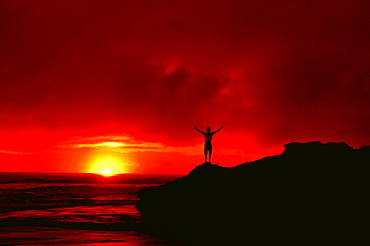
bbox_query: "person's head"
[206,127,211,132]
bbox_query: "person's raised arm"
[194,126,204,134]
[212,126,224,134]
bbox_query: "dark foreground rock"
[136,142,370,245]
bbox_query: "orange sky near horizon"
[1,0,369,174]
[0,123,284,174]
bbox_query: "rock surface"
[136,142,370,245]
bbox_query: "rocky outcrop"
[136,142,370,245]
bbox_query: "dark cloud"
[1,0,369,151]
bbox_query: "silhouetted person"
[194,126,223,163]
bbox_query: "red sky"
[1,0,369,174]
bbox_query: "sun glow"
[89,157,125,177]
[76,141,125,148]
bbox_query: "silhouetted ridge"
[136,141,370,245]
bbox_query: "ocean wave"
[0,216,149,232]
[0,185,138,214]
[20,184,92,192]
[0,173,181,185]
[0,204,152,233]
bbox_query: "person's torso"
[203,132,213,143]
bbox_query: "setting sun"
[101,168,113,176]
[88,157,125,176]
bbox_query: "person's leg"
[204,147,208,162]
[209,146,212,162]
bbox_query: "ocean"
[0,172,182,245]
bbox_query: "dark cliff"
[136,142,370,245]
